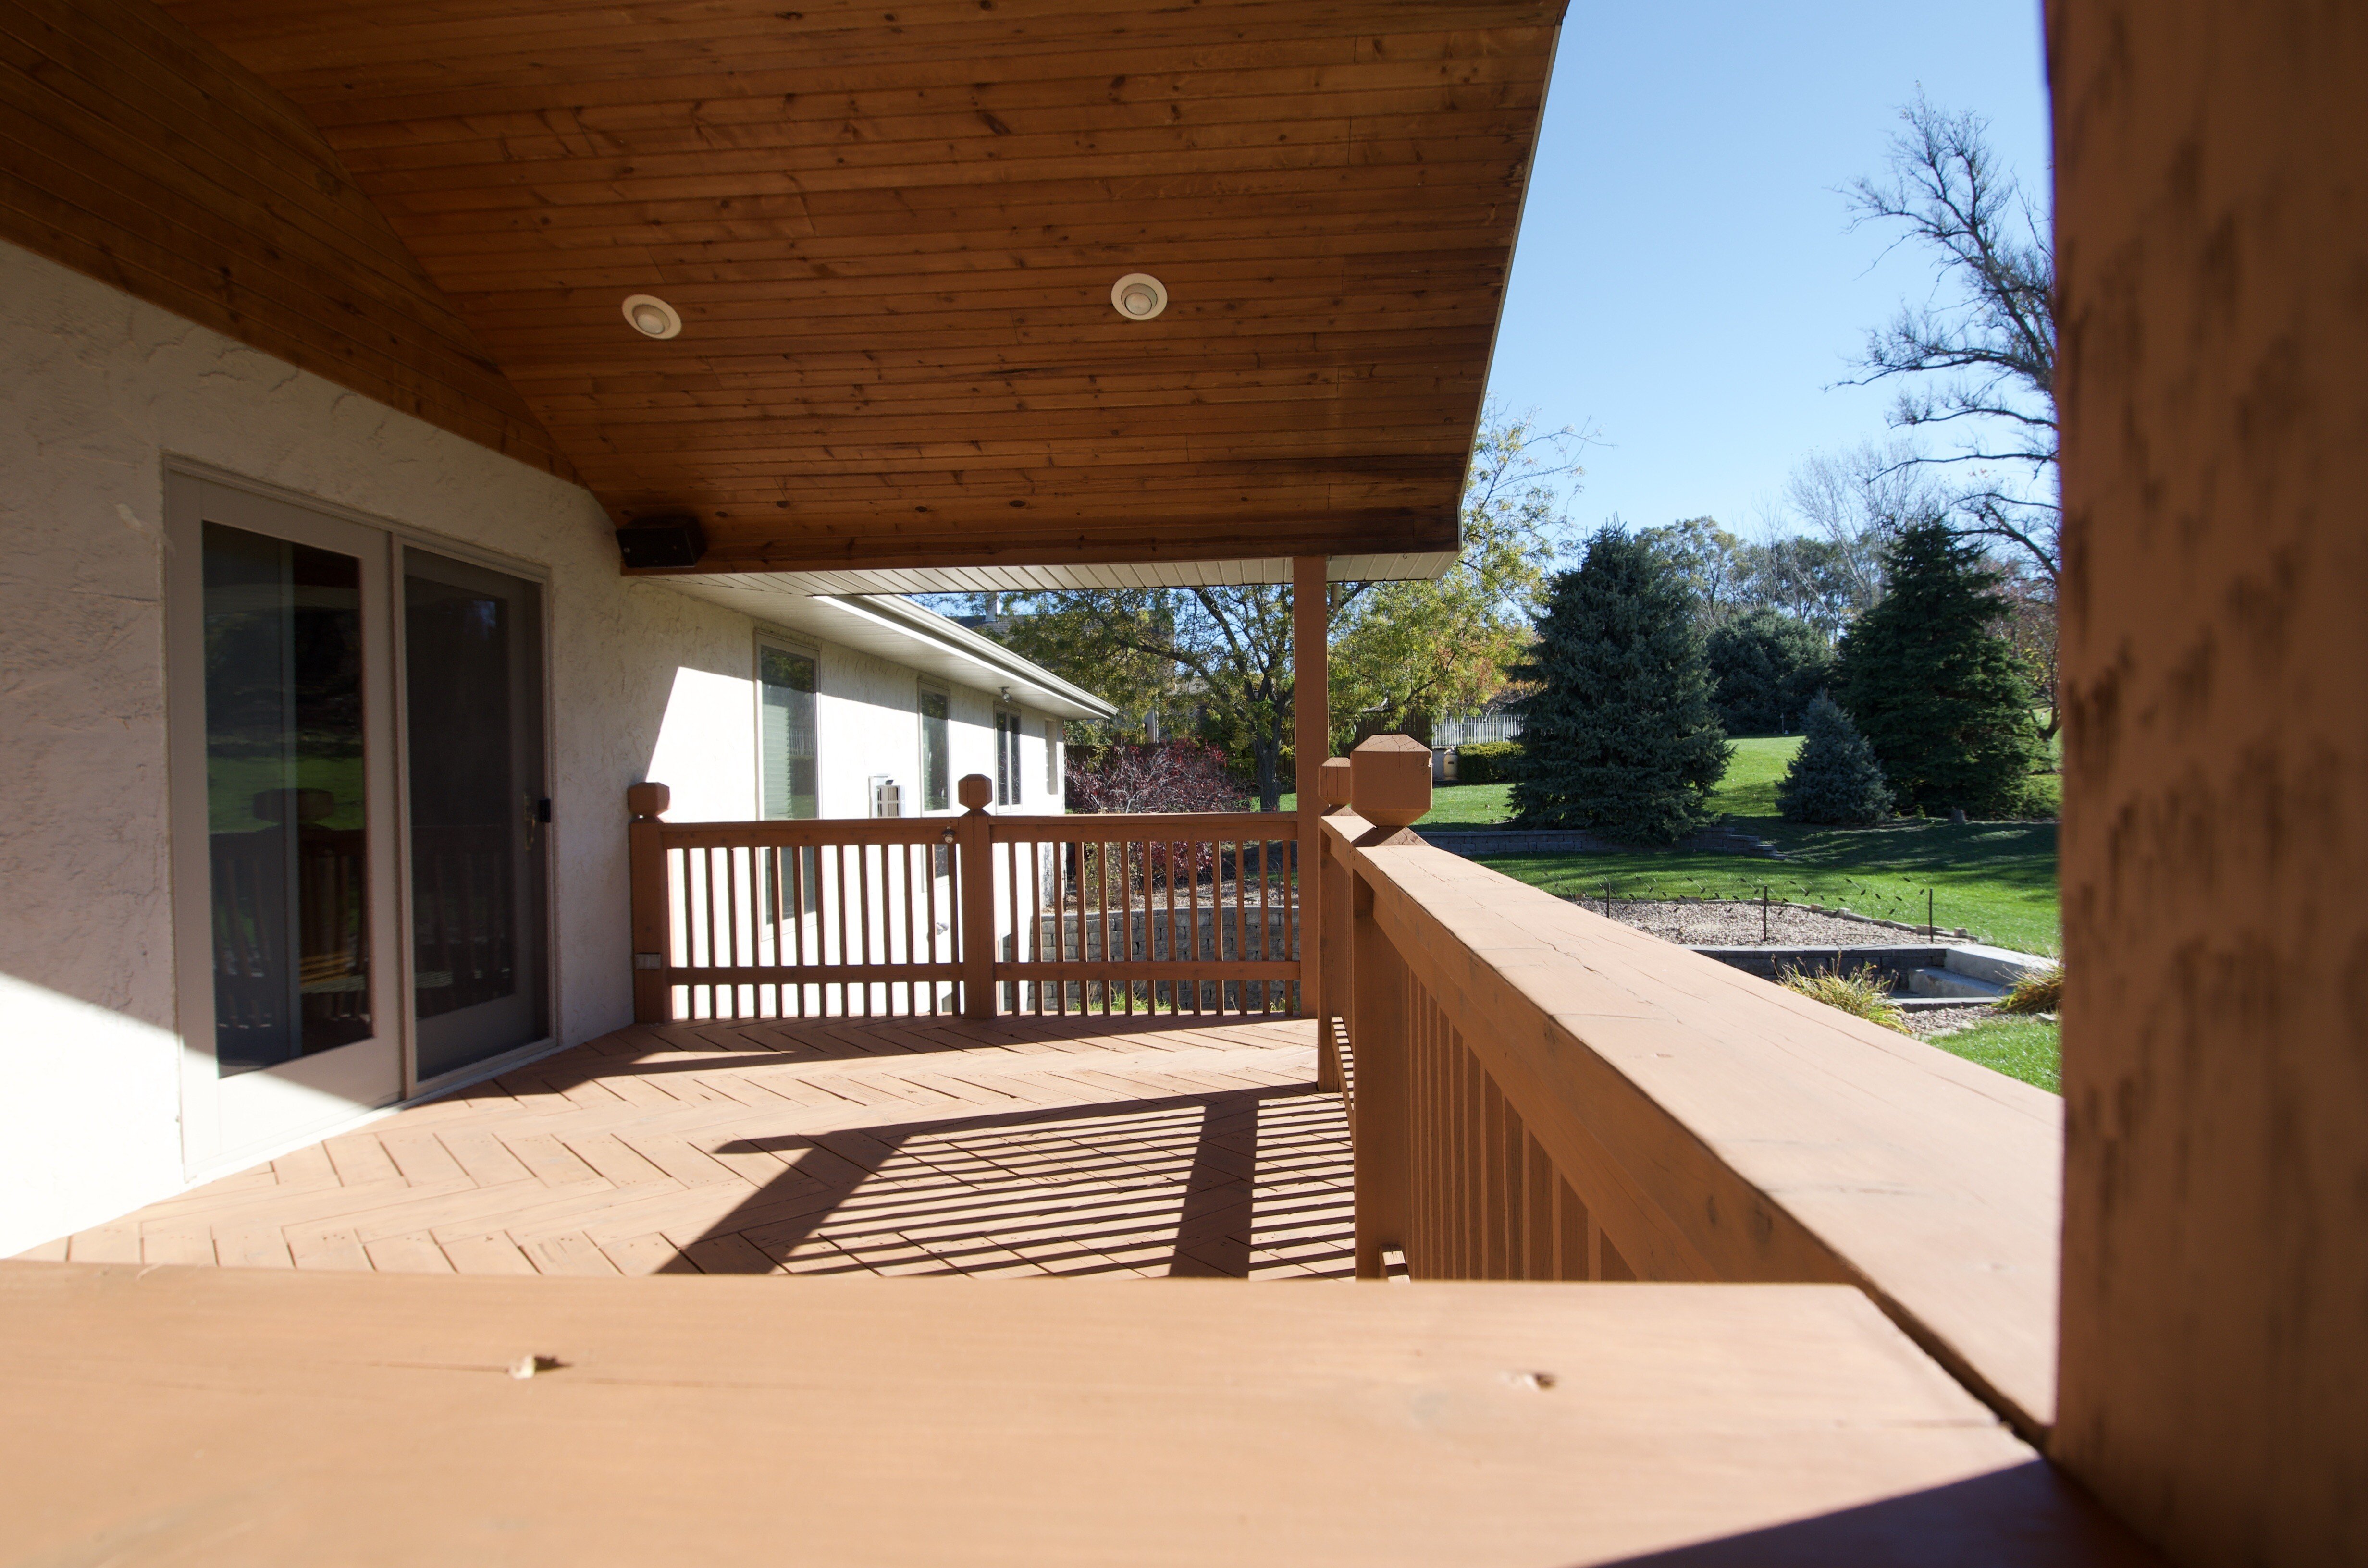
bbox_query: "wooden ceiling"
[157,0,1564,579]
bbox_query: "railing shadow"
[1583,1460,2162,1566]
[575,1011,1256,1079]
[660,1083,1351,1279]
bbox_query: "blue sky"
[1484,2,2052,541]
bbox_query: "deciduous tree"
[1848,96,2060,584]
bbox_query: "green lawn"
[1928,1016,2061,1093]
[1271,734,2061,953]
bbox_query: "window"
[995,710,1023,806]
[920,686,950,811]
[758,642,819,917]
[758,644,817,821]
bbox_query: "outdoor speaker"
[615,514,707,569]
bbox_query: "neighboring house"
[0,244,1108,1254]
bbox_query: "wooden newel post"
[956,773,995,1019]
[1348,736,1429,1278]
[627,783,671,1025]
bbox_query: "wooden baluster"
[1098,839,1110,1016]
[628,784,670,1024]
[790,841,808,1019]
[1122,839,1137,1016]
[1160,840,1177,1016]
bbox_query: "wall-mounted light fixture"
[622,294,683,339]
[1109,273,1168,321]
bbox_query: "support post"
[1292,555,1329,1024]
[956,773,995,1018]
[626,783,670,1024]
[2053,5,2368,1556]
[1314,756,1354,1094]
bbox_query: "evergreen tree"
[1706,608,1836,734]
[1507,531,1732,843]
[1833,522,2044,816]
[1777,695,1894,824]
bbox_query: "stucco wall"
[2051,3,2368,1562]
[0,236,1075,1253]
[0,238,756,1252]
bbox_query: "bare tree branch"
[1844,93,2060,581]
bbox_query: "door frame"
[162,460,563,1179]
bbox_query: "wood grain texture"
[1324,814,2064,1444]
[2050,2,2368,1560]
[26,1013,1353,1282]
[0,1261,2154,1566]
[155,0,1563,572]
[0,0,573,478]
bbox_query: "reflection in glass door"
[202,523,374,1073]
[404,550,550,1081]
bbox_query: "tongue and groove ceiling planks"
[147,1,1561,581]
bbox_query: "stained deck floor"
[25,1015,1352,1279]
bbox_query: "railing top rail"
[990,812,1292,839]
[654,818,957,848]
[1338,813,2061,1443]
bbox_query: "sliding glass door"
[404,549,549,1080]
[168,473,553,1173]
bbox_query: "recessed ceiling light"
[622,294,682,339]
[1110,273,1168,321]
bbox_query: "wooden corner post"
[1348,735,1429,1278]
[1292,555,1329,1025]
[627,783,671,1024]
[957,773,995,1018]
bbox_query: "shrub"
[1999,962,2062,1015]
[1779,963,1912,1035]
[1506,530,1732,844]
[1066,740,1246,814]
[1455,740,1525,784]
[1776,694,1894,825]
[1833,522,2047,817]
[1707,608,1835,735]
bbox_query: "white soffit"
[660,553,1457,597]
[658,575,1117,721]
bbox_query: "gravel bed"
[1583,898,1948,949]
[1900,1004,1999,1039]
[1569,898,2007,1039]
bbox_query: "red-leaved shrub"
[1064,741,1258,894]
[1066,740,1247,815]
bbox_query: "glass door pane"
[202,523,373,1074]
[405,550,549,1079]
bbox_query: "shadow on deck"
[28,1014,1352,1279]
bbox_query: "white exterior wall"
[0,239,1066,1253]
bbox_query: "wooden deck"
[24,1015,1351,1279]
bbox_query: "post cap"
[627,782,670,821]
[1317,756,1354,808]
[958,773,993,811]
[1351,735,1432,830]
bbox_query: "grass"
[1928,1016,2061,1093]
[1271,733,2061,953]
[1777,964,1910,1035]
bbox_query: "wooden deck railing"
[985,811,1297,1017]
[1315,736,2063,1445]
[627,777,1299,1023]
